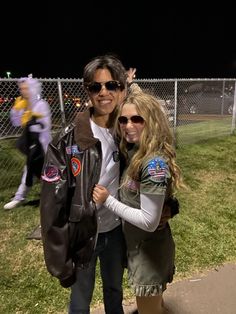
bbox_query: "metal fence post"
[231,81,236,134]
[173,79,178,147]
[57,80,66,127]
[221,80,225,115]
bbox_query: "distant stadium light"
[6,71,11,78]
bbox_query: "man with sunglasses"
[40,54,129,314]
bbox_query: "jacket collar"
[74,107,99,151]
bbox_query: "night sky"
[1,2,236,79]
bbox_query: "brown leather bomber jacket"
[40,108,102,288]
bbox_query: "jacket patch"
[66,145,82,155]
[126,179,140,191]
[41,165,61,182]
[147,158,168,183]
[71,157,81,176]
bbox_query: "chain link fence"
[0,78,236,192]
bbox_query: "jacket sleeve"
[40,138,76,287]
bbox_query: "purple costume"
[10,77,52,201]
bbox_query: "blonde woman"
[93,91,185,314]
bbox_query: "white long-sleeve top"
[104,192,165,232]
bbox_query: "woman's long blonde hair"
[117,91,184,192]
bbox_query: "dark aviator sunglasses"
[118,115,145,125]
[85,80,122,94]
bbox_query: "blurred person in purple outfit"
[4,76,52,210]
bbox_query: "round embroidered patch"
[41,165,60,182]
[148,158,167,183]
[71,157,81,176]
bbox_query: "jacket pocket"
[69,204,84,222]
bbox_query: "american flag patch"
[148,158,167,183]
[66,145,82,155]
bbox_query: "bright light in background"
[6,71,11,78]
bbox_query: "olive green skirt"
[124,223,175,297]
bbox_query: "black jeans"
[69,224,126,314]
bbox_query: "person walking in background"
[40,54,129,314]
[3,76,52,210]
[93,91,185,314]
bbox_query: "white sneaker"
[3,200,23,210]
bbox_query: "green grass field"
[0,134,236,313]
